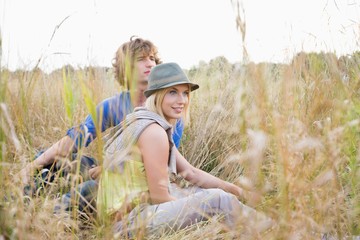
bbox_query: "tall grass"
[182,52,360,239]
[0,65,117,239]
[1,51,360,239]
[1,10,360,240]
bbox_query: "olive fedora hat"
[144,62,199,98]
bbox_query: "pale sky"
[0,0,359,73]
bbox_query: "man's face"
[134,53,156,105]
[135,53,157,82]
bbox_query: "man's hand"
[18,164,32,185]
[89,165,102,180]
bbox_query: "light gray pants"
[113,184,272,238]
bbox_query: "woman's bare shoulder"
[138,123,168,148]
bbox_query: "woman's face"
[161,84,189,122]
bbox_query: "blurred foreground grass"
[1,51,360,239]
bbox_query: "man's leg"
[54,179,99,215]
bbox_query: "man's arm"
[19,135,74,185]
[19,93,130,185]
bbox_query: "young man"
[18,37,184,212]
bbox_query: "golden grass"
[1,49,360,239]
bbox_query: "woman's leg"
[168,182,205,198]
[117,188,273,237]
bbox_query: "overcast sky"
[0,0,359,72]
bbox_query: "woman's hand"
[242,189,262,207]
[233,185,262,207]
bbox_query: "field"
[1,3,360,236]
[1,50,360,239]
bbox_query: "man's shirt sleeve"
[66,93,131,151]
[172,119,184,148]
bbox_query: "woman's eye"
[169,90,177,95]
[183,91,189,97]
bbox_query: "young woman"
[97,62,273,237]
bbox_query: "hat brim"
[144,82,199,98]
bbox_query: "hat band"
[149,74,188,89]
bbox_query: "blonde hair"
[112,36,162,89]
[145,86,191,126]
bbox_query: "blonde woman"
[98,62,273,237]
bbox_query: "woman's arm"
[138,123,176,204]
[175,148,259,203]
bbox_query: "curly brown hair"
[112,36,162,89]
